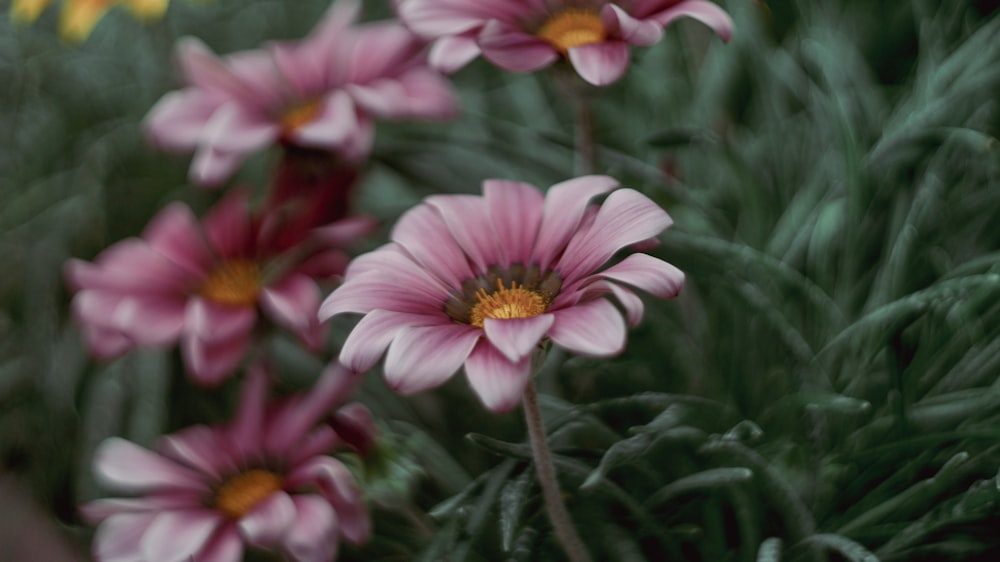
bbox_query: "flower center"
[281,99,323,133]
[469,280,549,328]
[537,9,606,54]
[213,469,284,519]
[201,259,260,307]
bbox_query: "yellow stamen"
[201,259,260,307]
[281,100,323,133]
[213,469,283,519]
[537,9,606,54]
[469,280,548,328]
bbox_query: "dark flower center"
[212,469,284,519]
[446,264,562,326]
[200,259,260,307]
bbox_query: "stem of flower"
[522,379,593,562]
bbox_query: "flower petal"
[286,457,370,544]
[289,90,359,148]
[238,491,296,546]
[463,340,532,413]
[80,496,199,524]
[429,34,482,73]
[602,4,664,46]
[478,20,559,73]
[582,280,645,327]
[390,202,473,288]
[143,89,221,151]
[483,179,544,267]
[142,203,213,276]
[190,145,246,187]
[338,309,445,372]
[650,0,733,42]
[425,194,502,273]
[383,323,480,394]
[533,175,619,270]
[260,274,325,349]
[557,189,672,282]
[483,314,553,363]
[92,512,157,562]
[228,360,269,454]
[593,253,685,299]
[140,509,222,562]
[94,437,208,493]
[548,298,626,357]
[158,425,232,480]
[198,525,244,562]
[284,495,339,562]
[567,41,630,86]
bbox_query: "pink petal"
[286,457,370,544]
[425,194,502,273]
[429,34,482,73]
[482,314,553,362]
[271,42,328,100]
[330,402,377,455]
[72,291,186,347]
[72,239,201,293]
[483,179,544,267]
[142,203,213,276]
[303,0,361,65]
[650,0,734,42]
[92,512,157,562]
[390,202,474,288]
[158,425,232,480]
[225,50,288,109]
[140,509,222,561]
[593,253,685,299]
[185,297,256,341]
[182,330,252,387]
[478,20,559,73]
[311,215,378,247]
[548,299,626,357]
[265,362,363,453]
[384,323,480,394]
[200,101,280,154]
[396,0,497,36]
[237,491,296,546]
[533,175,619,270]
[344,22,418,84]
[198,525,244,562]
[143,89,221,151]
[463,340,532,413]
[228,361,269,455]
[284,495,339,562]
[568,41,631,86]
[201,191,252,259]
[176,38,252,103]
[260,274,324,348]
[80,496,199,524]
[338,309,446,373]
[582,280,645,327]
[289,90,359,148]
[190,145,246,187]
[81,325,133,359]
[557,189,673,282]
[94,437,209,493]
[602,4,664,46]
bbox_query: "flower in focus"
[65,191,375,385]
[396,0,733,85]
[145,0,458,187]
[10,0,169,43]
[319,176,684,412]
[81,362,373,562]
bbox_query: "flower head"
[145,0,458,187]
[396,0,733,85]
[81,362,373,562]
[319,176,684,412]
[11,0,169,42]
[65,191,375,386]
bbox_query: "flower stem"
[522,379,593,562]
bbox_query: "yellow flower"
[11,0,171,43]
[9,0,55,24]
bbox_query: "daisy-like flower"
[396,0,733,85]
[145,0,458,187]
[10,0,169,43]
[318,176,685,412]
[65,191,375,386]
[81,362,373,562]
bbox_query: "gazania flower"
[81,362,373,562]
[65,191,375,386]
[319,176,684,412]
[145,0,458,187]
[396,0,733,85]
[10,0,169,43]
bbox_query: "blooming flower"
[319,176,685,412]
[396,0,733,85]
[81,362,373,562]
[65,191,375,385]
[145,0,458,187]
[10,0,169,43]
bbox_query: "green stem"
[522,379,593,562]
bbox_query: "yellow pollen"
[200,259,260,307]
[213,469,284,519]
[537,9,607,54]
[469,281,548,328]
[281,99,323,133]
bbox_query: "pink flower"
[319,176,684,412]
[396,0,733,85]
[65,191,376,386]
[81,362,373,562]
[145,0,458,187]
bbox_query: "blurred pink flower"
[81,362,373,562]
[396,0,732,85]
[319,176,684,412]
[65,191,375,386]
[145,0,458,187]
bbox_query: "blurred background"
[2,0,1000,560]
